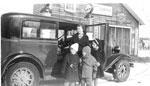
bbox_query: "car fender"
[104,54,131,71]
[1,52,45,82]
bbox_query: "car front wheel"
[114,60,130,82]
[5,62,39,86]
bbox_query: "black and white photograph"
[1,0,150,86]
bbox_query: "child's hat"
[93,38,100,46]
[82,46,91,55]
[70,43,79,52]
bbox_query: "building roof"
[122,3,145,25]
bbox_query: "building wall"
[103,3,139,55]
[34,4,87,24]
[33,3,139,56]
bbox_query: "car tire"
[5,62,39,86]
[114,60,130,82]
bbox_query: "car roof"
[2,12,86,25]
[2,12,87,30]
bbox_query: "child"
[91,39,105,86]
[61,43,80,86]
[91,39,105,79]
[81,46,100,86]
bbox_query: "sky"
[127,1,150,38]
[0,0,150,38]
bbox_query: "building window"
[65,4,76,13]
[22,21,56,39]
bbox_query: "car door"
[85,23,110,68]
[19,20,58,67]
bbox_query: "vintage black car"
[1,13,133,86]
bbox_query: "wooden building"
[33,3,144,56]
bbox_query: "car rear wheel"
[5,62,39,86]
[114,60,130,82]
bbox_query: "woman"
[71,24,89,57]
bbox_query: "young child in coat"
[91,39,105,79]
[91,39,105,86]
[62,43,80,86]
[81,46,100,86]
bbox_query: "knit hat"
[70,43,79,52]
[93,39,105,50]
[82,46,91,55]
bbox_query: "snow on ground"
[138,50,150,57]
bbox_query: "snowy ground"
[39,50,150,86]
[138,50,150,57]
[39,63,150,86]
[95,63,150,86]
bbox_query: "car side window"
[40,22,56,39]
[22,21,39,38]
[22,21,57,39]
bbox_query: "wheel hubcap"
[118,63,127,78]
[10,67,34,86]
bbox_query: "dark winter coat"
[71,33,89,57]
[62,53,80,82]
[82,46,97,79]
[91,47,105,64]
